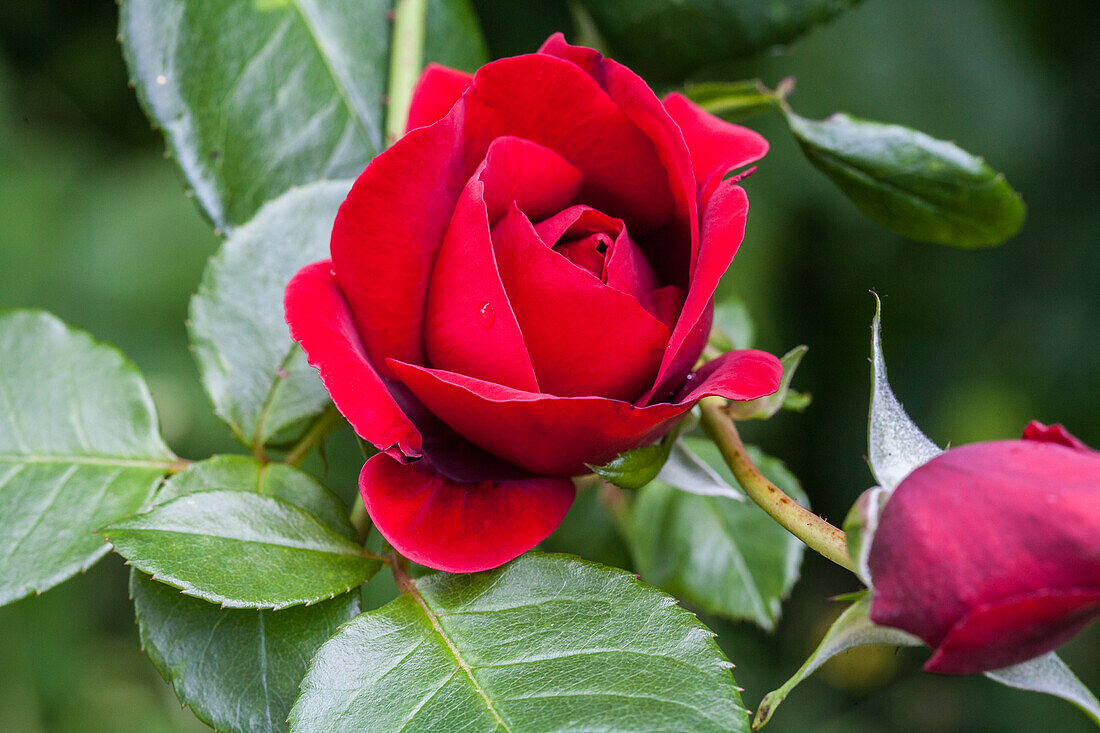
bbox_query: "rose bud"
[284,35,782,573]
[868,421,1100,675]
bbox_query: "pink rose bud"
[284,35,782,573]
[868,421,1100,674]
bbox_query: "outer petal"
[493,205,669,401]
[539,34,697,287]
[406,63,473,133]
[331,111,468,372]
[284,260,421,457]
[642,183,750,403]
[334,51,681,373]
[425,137,582,392]
[386,349,782,476]
[925,590,1100,675]
[465,54,676,233]
[663,92,769,203]
[360,452,574,573]
[869,439,1100,668]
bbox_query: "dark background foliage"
[0,0,1097,730]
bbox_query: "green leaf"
[121,0,488,230]
[786,110,1026,247]
[867,295,941,491]
[105,489,380,609]
[189,181,350,450]
[0,310,176,606]
[985,653,1100,726]
[727,345,808,420]
[587,415,692,490]
[131,454,364,732]
[589,443,670,490]
[683,80,779,123]
[656,439,743,500]
[753,592,921,729]
[575,0,861,83]
[630,439,806,630]
[154,454,355,540]
[131,570,361,733]
[710,297,755,351]
[290,553,749,732]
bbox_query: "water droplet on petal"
[479,301,495,326]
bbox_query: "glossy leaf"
[290,553,749,732]
[754,592,921,729]
[632,439,806,630]
[867,295,941,491]
[132,571,360,733]
[121,0,488,230]
[588,415,691,490]
[985,653,1100,726]
[0,310,176,606]
[727,345,808,420]
[153,454,354,540]
[683,80,779,123]
[576,0,861,83]
[189,181,350,450]
[132,455,363,732]
[787,110,1026,247]
[105,489,380,609]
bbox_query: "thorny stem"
[385,0,428,146]
[699,397,855,572]
[283,405,342,467]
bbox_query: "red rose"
[868,422,1100,674]
[284,35,781,573]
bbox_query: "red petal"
[426,137,582,392]
[475,135,583,224]
[492,205,669,401]
[424,182,540,393]
[535,205,622,245]
[330,113,468,372]
[1022,420,1094,452]
[465,52,676,234]
[540,33,697,288]
[406,63,473,133]
[924,590,1100,675]
[604,226,660,299]
[642,184,750,403]
[663,92,769,203]
[386,349,782,476]
[869,440,1100,653]
[360,452,574,573]
[284,261,422,457]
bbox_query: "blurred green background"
[0,1,1097,730]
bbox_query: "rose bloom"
[285,35,781,572]
[869,422,1100,674]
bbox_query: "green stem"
[699,397,854,572]
[385,0,428,147]
[390,551,414,594]
[350,500,373,546]
[283,405,342,467]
